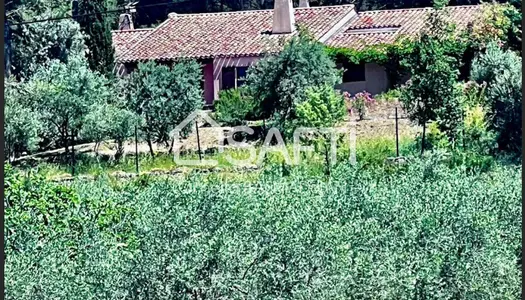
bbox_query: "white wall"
[335,63,390,96]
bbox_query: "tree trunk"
[64,135,69,155]
[63,125,69,155]
[115,140,124,162]
[168,137,175,154]
[146,132,155,158]
[324,141,330,176]
[71,132,76,176]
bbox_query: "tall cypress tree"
[76,0,115,75]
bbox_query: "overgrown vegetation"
[4,2,522,299]
[5,158,521,299]
[214,88,257,126]
[245,29,341,131]
[470,42,522,153]
[124,60,204,155]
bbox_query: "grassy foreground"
[5,155,521,299]
[21,136,416,179]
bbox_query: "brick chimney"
[272,0,295,34]
[299,0,310,8]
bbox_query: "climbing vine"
[324,2,520,87]
[325,37,415,86]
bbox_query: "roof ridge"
[358,4,481,14]
[111,28,153,33]
[169,9,271,18]
[319,7,357,43]
[167,4,356,18]
[118,17,174,61]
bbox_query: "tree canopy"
[76,0,116,75]
[245,30,340,129]
[124,60,204,155]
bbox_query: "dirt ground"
[351,100,420,140]
[15,101,420,163]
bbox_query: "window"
[342,63,366,82]
[236,67,248,87]
[222,66,249,89]
[222,67,236,90]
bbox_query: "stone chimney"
[118,2,137,30]
[118,13,134,30]
[272,0,295,34]
[299,0,310,8]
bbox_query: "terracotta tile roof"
[326,5,482,50]
[112,28,153,56]
[116,5,355,62]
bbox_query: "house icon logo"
[171,110,223,167]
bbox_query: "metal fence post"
[134,124,139,174]
[395,107,399,157]
[195,120,202,161]
[71,133,75,176]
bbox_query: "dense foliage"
[4,78,43,160]
[470,42,522,153]
[76,0,116,75]
[295,84,347,128]
[295,85,348,172]
[10,18,87,79]
[245,30,340,129]
[399,7,464,153]
[124,60,204,155]
[24,57,113,153]
[214,88,257,126]
[5,158,521,299]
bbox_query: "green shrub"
[4,78,42,160]
[425,121,450,150]
[375,88,401,102]
[214,88,256,126]
[5,159,521,299]
[296,85,347,129]
[245,29,340,128]
[295,85,347,173]
[461,105,497,154]
[124,60,204,153]
[5,165,138,299]
[459,81,487,109]
[470,42,522,153]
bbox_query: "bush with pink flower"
[343,91,376,120]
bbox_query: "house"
[112,0,481,104]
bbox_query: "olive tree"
[124,60,204,156]
[470,42,522,153]
[245,29,341,130]
[4,78,42,161]
[26,57,112,154]
[81,103,141,161]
